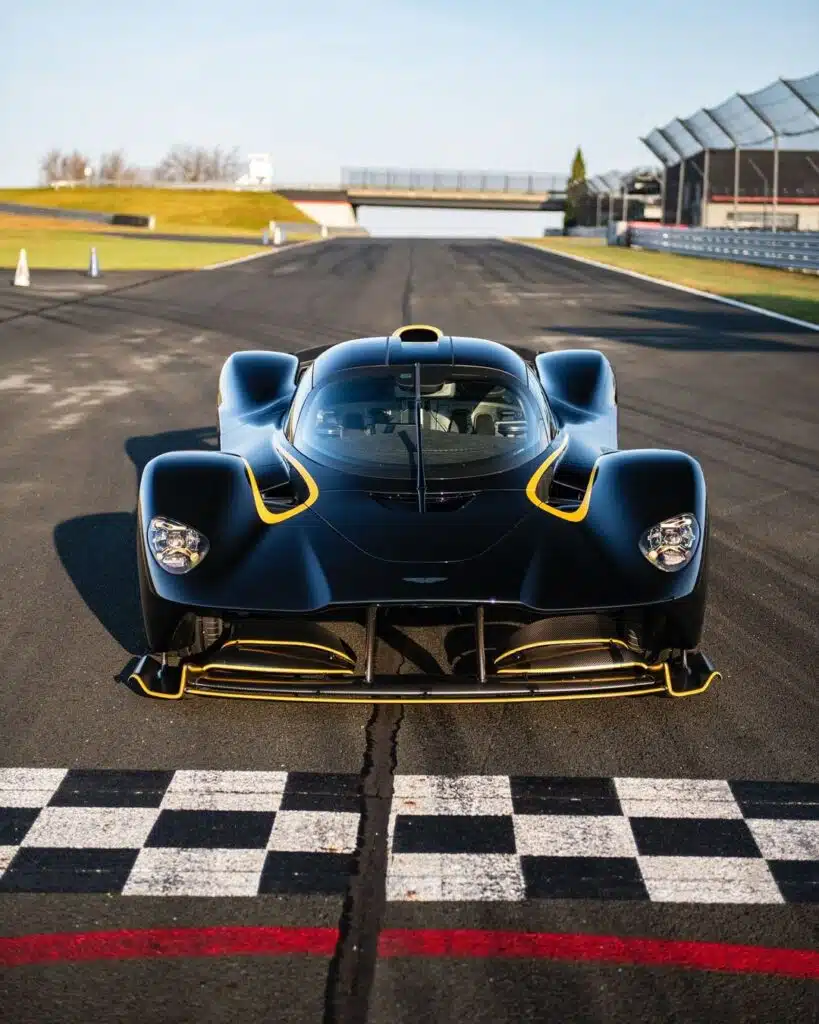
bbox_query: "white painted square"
[638,856,784,903]
[387,853,525,901]
[513,815,639,857]
[0,768,67,808]
[267,811,359,854]
[0,846,19,874]
[746,819,819,861]
[20,807,160,848]
[392,775,513,816]
[615,778,742,818]
[123,848,267,896]
[160,770,288,811]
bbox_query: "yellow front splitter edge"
[129,656,721,704]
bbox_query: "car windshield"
[291,365,549,480]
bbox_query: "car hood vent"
[369,491,476,512]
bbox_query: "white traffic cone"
[87,247,100,278]
[13,248,30,287]
[320,224,329,239]
[272,225,283,246]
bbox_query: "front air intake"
[391,324,443,342]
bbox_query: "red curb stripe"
[0,926,817,979]
[0,927,338,967]
[378,929,819,978]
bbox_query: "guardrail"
[628,226,819,271]
[0,200,155,229]
[342,168,567,195]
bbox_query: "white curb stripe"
[506,239,819,333]
[202,236,328,271]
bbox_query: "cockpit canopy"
[289,364,553,480]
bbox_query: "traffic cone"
[13,248,30,287]
[262,228,270,245]
[272,226,283,246]
[87,247,100,278]
[320,224,329,239]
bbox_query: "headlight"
[639,514,700,572]
[147,516,209,574]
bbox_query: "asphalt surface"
[0,239,817,1023]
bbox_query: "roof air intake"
[391,324,443,342]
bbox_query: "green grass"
[2,227,269,271]
[0,187,313,231]
[516,237,819,324]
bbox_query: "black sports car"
[132,324,720,703]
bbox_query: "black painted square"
[392,815,516,854]
[729,780,819,821]
[0,807,40,845]
[767,860,819,903]
[49,769,174,808]
[630,817,761,858]
[510,776,622,816]
[0,847,138,893]
[259,851,353,894]
[280,772,360,813]
[522,856,648,900]
[146,810,275,849]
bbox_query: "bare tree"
[61,150,93,181]
[154,145,241,183]
[40,149,64,184]
[98,150,140,183]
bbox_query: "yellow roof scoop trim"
[525,433,598,523]
[390,324,444,341]
[243,445,319,525]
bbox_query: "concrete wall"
[290,200,358,227]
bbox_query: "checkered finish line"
[1,770,816,902]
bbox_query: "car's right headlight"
[639,514,700,572]
[147,516,209,574]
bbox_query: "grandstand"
[642,73,819,230]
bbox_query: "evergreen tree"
[563,146,587,231]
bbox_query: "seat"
[449,408,472,434]
[474,413,496,435]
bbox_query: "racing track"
[0,239,816,1023]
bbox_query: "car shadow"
[53,425,218,655]
[536,302,817,353]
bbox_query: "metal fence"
[342,168,567,194]
[628,226,819,271]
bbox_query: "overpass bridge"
[277,168,569,223]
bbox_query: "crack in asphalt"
[322,703,404,1024]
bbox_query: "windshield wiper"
[414,362,426,513]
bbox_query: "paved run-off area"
[0,241,816,1023]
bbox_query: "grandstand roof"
[642,72,819,165]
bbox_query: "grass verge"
[2,227,268,271]
[516,237,819,325]
[0,187,313,231]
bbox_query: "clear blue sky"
[2,0,817,233]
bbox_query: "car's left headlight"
[147,516,209,574]
[639,514,700,572]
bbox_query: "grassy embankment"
[0,187,316,270]
[517,237,819,325]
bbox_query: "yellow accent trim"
[243,445,319,525]
[221,638,356,665]
[129,670,186,700]
[185,686,668,704]
[389,324,444,339]
[668,669,722,697]
[525,434,598,522]
[495,637,630,665]
[182,663,354,686]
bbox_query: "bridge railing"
[628,226,819,271]
[342,168,567,194]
